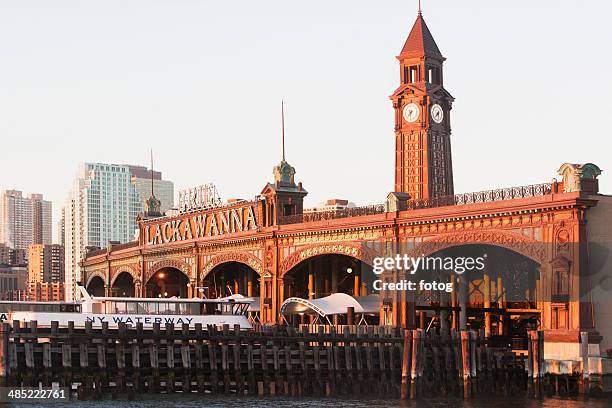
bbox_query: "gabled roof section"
[399,13,443,60]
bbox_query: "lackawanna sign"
[143,204,258,246]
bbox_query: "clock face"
[402,103,420,123]
[431,104,444,124]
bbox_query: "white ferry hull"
[2,311,252,330]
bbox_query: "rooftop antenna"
[281,100,286,162]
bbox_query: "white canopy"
[218,294,260,312]
[280,293,379,318]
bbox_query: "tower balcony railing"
[280,182,553,225]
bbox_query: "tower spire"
[281,100,286,161]
[150,149,154,197]
[144,149,162,218]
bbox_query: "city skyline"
[1,1,611,245]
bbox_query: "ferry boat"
[0,287,253,330]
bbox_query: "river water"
[7,395,611,408]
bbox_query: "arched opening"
[145,267,189,298]
[111,272,135,297]
[86,276,105,297]
[284,254,375,299]
[282,253,377,325]
[202,262,259,299]
[410,244,540,349]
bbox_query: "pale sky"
[1,0,610,243]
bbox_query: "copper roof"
[399,13,443,59]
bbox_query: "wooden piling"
[460,330,470,398]
[0,320,543,400]
[580,331,589,396]
[400,329,412,399]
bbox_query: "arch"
[145,266,190,298]
[86,275,105,297]
[202,260,261,298]
[110,271,135,297]
[410,230,545,264]
[280,243,378,277]
[202,252,263,280]
[147,259,192,283]
[86,270,106,288]
[110,265,139,287]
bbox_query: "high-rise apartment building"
[58,206,66,247]
[64,163,142,300]
[28,244,64,283]
[0,190,52,250]
[28,243,65,301]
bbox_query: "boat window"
[126,301,137,314]
[137,302,152,314]
[178,303,195,315]
[157,302,172,315]
[108,301,127,314]
[0,303,81,313]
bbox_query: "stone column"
[247,269,253,297]
[458,273,468,331]
[497,271,505,336]
[278,278,285,318]
[450,273,458,330]
[440,270,449,333]
[483,261,491,338]
[308,260,315,300]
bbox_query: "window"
[427,66,441,84]
[404,65,419,83]
[283,204,295,216]
[409,66,418,83]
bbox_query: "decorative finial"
[418,0,422,15]
[281,100,286,162]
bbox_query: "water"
[7,395,611,408]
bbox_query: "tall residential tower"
[64,163,142,300]
[0,190,52,250]
[63,162,173,300]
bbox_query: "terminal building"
[82,10,612,361]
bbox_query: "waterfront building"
[0,190,52,251]
[304,199,356,213]
[82,10,612,362]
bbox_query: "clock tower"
[391,9,454,200]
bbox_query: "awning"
[280,293,379,318]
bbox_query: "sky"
[1,0,610,243]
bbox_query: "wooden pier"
[0,321,604,400]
